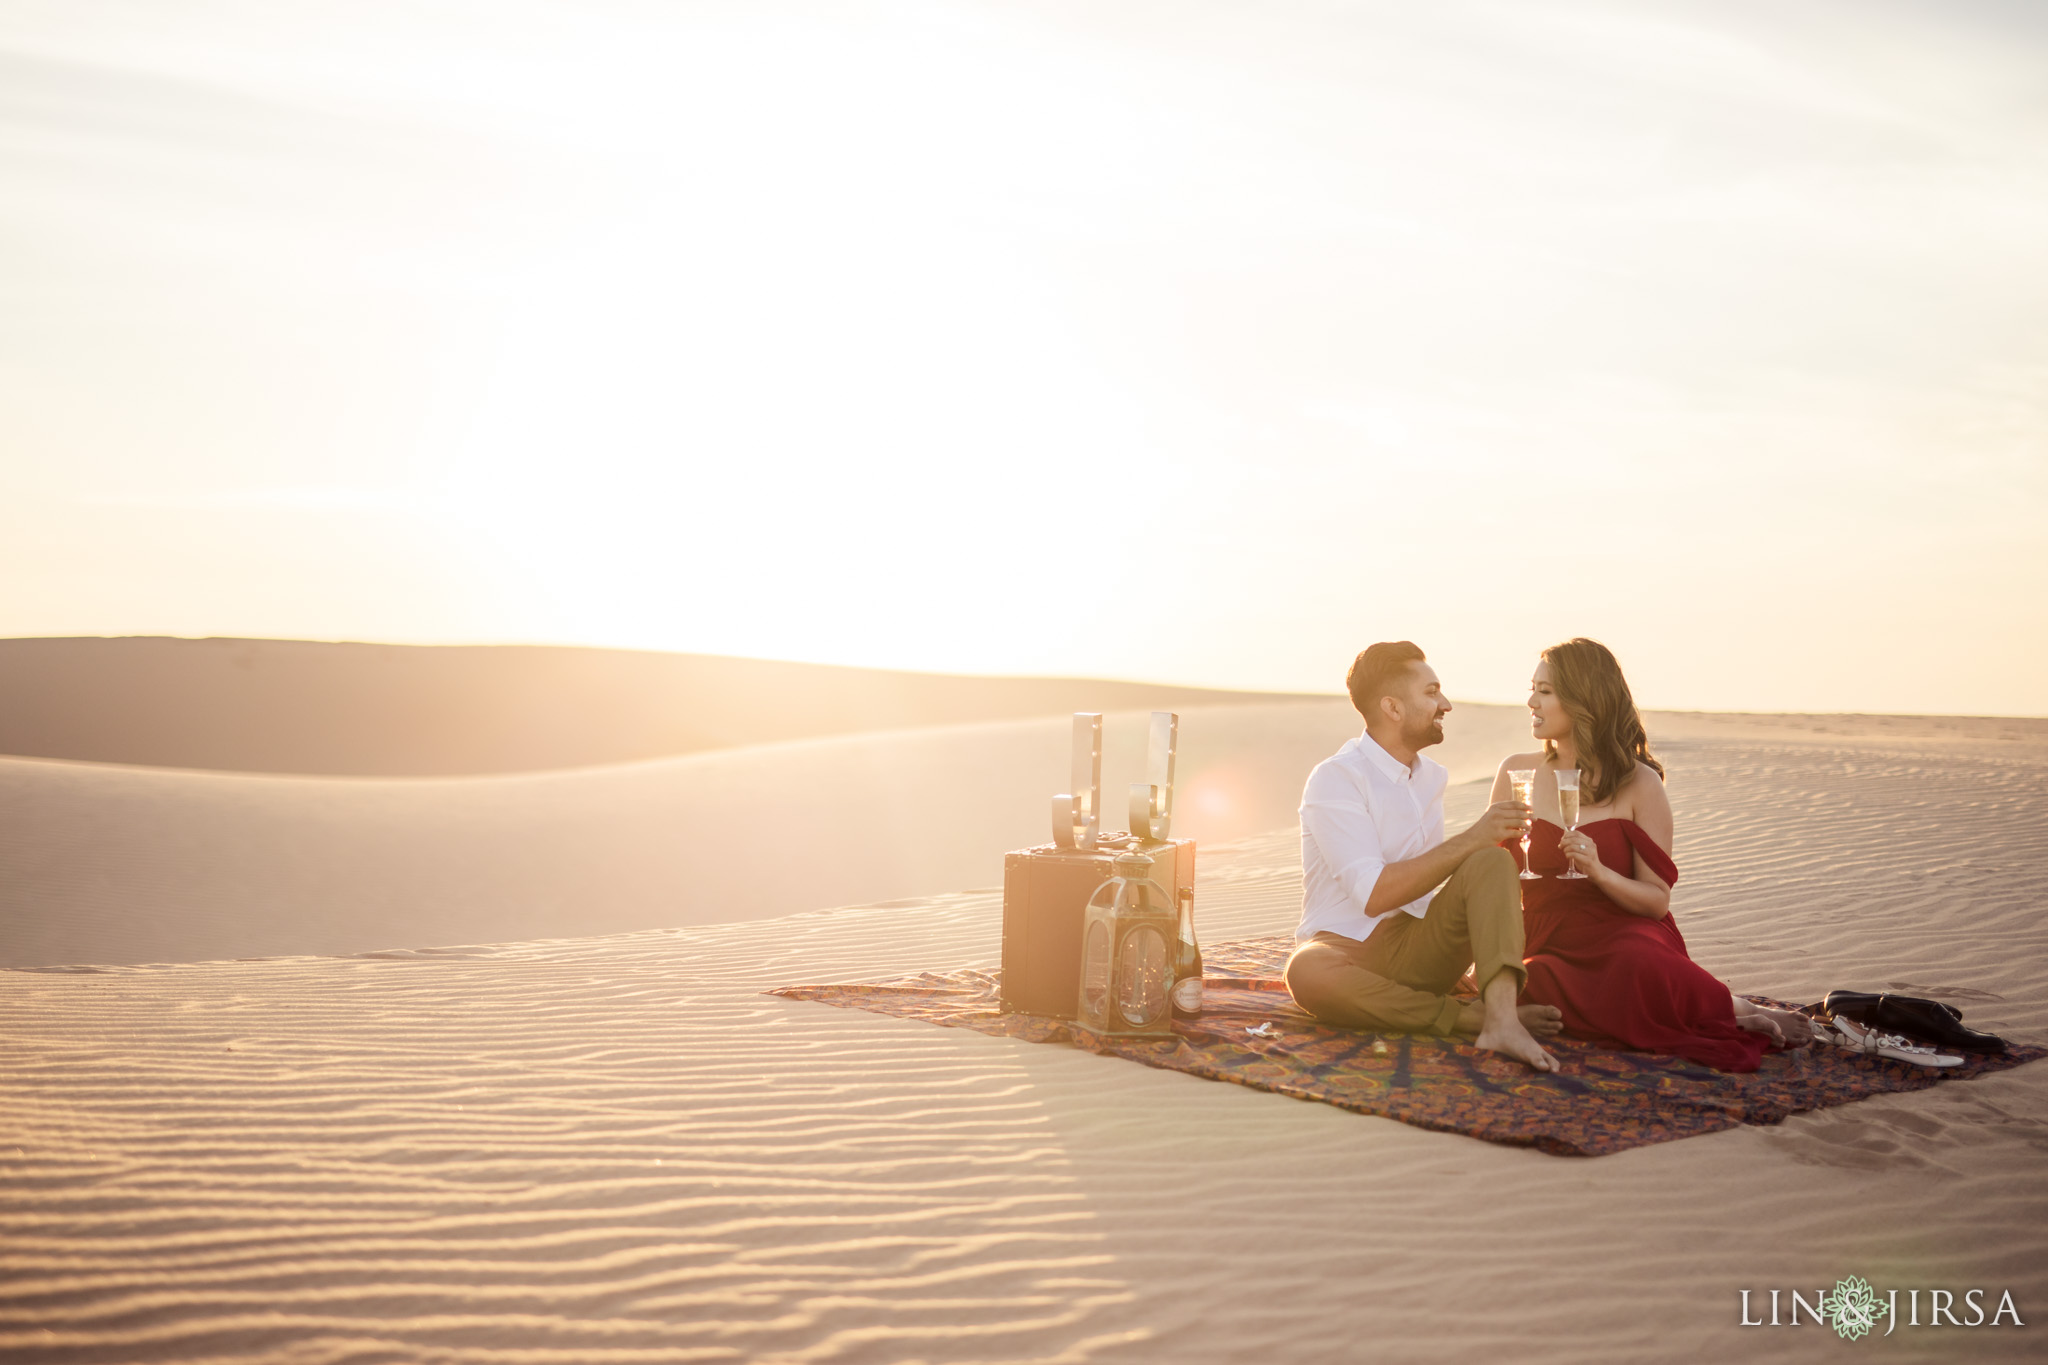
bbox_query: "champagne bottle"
[1172,886,1203,1019]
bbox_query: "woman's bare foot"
[1773,1008,1815,1045]
[1734,998,1813,1046]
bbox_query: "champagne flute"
[1508,769,1539,879]
[1555,768,1586,879]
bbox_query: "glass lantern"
[1076,850,1177,1038]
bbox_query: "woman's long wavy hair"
[1541,638,1663,805]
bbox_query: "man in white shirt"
[1284,641,1562,1071]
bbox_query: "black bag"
[1817,990,2006,1053]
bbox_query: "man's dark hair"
[1346,641,1427,722]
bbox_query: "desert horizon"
[8,635,2041,974]
[10,633,2044,779]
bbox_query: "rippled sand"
[3,714,2044,1362]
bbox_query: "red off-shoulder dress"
[1514,819,1768,1073]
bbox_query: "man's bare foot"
[1455,1000,1564,1039]
[1520,1003,1564,1038]
[1454,975,1561,1072]
[1475,1013,1560,1072]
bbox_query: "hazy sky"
[2,0,2044,713]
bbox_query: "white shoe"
[1814,1015,1964,1068]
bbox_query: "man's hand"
[1356,799,1530,920]
[1464,799,1531,849]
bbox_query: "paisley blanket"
[768,934,2041,1157]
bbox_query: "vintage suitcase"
[1001,710,1193,1018]
[1001,834,1195,1018]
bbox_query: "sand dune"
[0,699,1536,970]
[0,637,1313,776]
[3,699,2005,974]
[2,715,2043,1363]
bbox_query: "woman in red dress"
[1491,638,1810,1072]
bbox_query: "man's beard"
[1406,713,1446,749]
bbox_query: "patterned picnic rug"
[768,934,2042,1157]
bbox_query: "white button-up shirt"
[1295,730,1451,942]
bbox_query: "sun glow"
[1,1,2044,712]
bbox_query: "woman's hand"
[1557,828,1604,880]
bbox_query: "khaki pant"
[1283,845,1525,1035]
